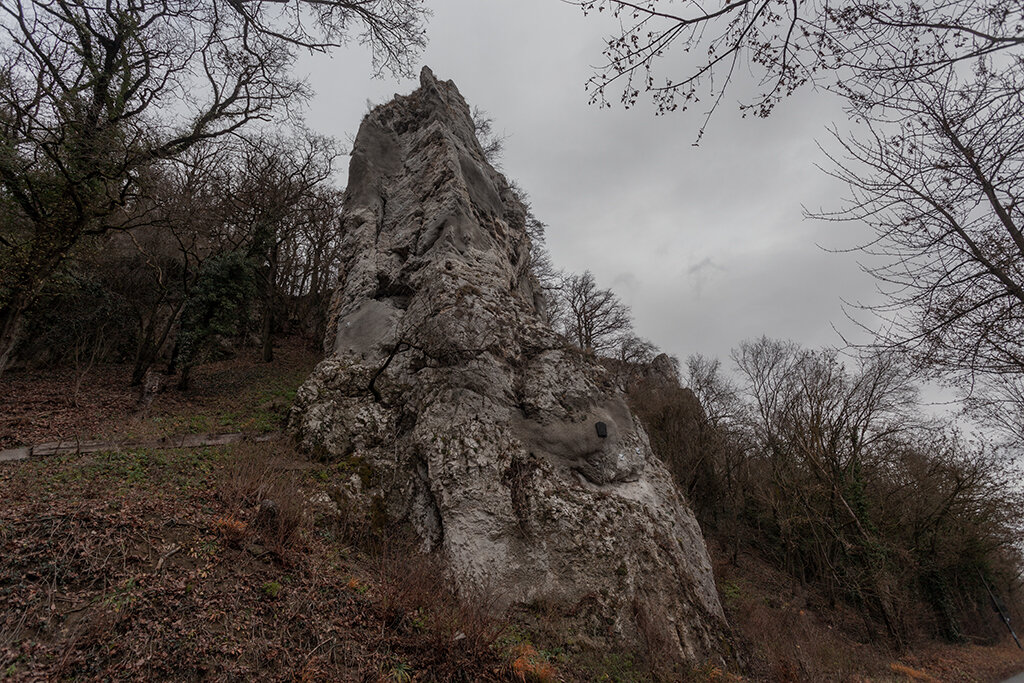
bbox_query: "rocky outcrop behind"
[290,67,727,662]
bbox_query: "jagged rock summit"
[291,67,727,661]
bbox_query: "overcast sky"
[295,0,883,367]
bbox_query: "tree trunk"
[132,346,158,386]
[262,306,274,362]
[261,241,279,363]
[178,364,191,391]
[0,295,28,380]
[131,301,185,386]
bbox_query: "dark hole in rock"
[374,272,415,305]
[595,422,608,439]
[396,409,418,436]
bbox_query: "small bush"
[217,440,309,559]
[212,515,248,546]
[365,532,508,677]
[509,643,558,683]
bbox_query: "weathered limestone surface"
[290,67,727,661]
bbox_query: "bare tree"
[964,375,1024,445]
[574,1,1024,433]
[813,63,1024,420]
[634,338,1024,642]
[574,0,1023,134]
[687,354,743,429]
[116,144,242,385]
[472,106,507,167]
[558,270,633,354]
[616,334,658,365]
[274,185,344,343]
[216,129,339,361]
[684,353,749,559]
[732,337,920,640]
[0,0,426,377]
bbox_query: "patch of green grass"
[245,408,282,433]
[386,660,412,683]
[37,447,222,496]
[495,623,532,654]
[102,578,139,612]
[261,581,282,599]
[217,411,241,430]
[168,414,214,434]
[329,455,376,485]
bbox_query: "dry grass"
[509,643,558,682]
[709,539,1024,682]
[217,440,310,560]
[0,336,318,448]
[361,533,510,680]
[0,437,512,681]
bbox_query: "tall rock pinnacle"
[291,67,727,661]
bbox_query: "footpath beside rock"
[290,67,728,663]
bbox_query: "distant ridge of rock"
[290,67,727,662]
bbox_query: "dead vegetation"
[0,438,515,681]
[711,539,1024,682]
[3,346,1024,681]
[0,337,317,449]
[627,342,1024,681]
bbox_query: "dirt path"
[0,431,279,462]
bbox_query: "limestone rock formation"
[290,67,727,662]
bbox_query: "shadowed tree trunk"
[261,241,279,362]
[0,297,27,377]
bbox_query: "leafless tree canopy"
[576,0,1024,436]
[227,0,428,74]
[0,0,426,376]
[558,270,633,354]
[630,338,1024,643]
[223,130,341,362]
[575,0,1023,129]
[725,338,1020,642]
[472,106,507,168]
[813,63,1024,408]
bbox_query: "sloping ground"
[0,442,510,681]
[5,441,1023,682]
[0,337,318,449]
[3,349,1023,681]
[709,538,1024,682]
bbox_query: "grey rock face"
[290,67,727,662]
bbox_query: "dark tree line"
[0,0,427,378]
[629,338,1023,647]
[12,129,345,388]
